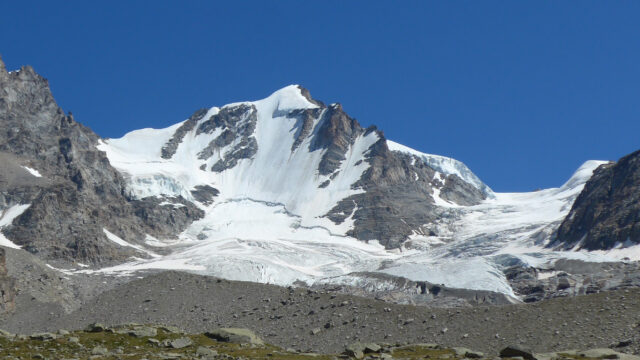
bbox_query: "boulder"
[500,345,537,360]
[128,326,157,338]
[344,342,382,359]
[577,348,640,360]
[29,332,57,341]
[86,323,107,332]
[91,346,109,356]
[168,337,193,349]
[205,328,264,345]
[453,347,484,359]
[196,346,218,357]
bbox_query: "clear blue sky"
[1,1,639,192]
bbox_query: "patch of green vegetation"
[0,326,631,360]
[390,344,456,359]
[0,326,337,360]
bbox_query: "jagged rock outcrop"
[324,121,485,248]
[555,150,640,250]
[505,259,640,302]
[0,55,203,263]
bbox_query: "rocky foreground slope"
[2,271,640,357]
[1,323,638,360]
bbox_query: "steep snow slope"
[92,86,635,298]
[99,86,380,229]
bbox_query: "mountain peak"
[0,54,5,74]
[257,84,320,112]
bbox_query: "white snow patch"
[159,201,185,208]
[103,229,159,258]
[537,270,560,280]
[22,166,42,177]
[0,204,30,249]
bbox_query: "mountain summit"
[100,84,489,250]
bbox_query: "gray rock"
[0,249,15,314]
[205,328,263,345]
[160,325,182,334]
[128,326,157,338]
[578,349,620,359]
[196,346,218,357]
[453,347,484,359]
[344,342,381,359]
[500,345,537,360]
[196,346,218,355]
[161,108,209,159]
[29,332,57,340]
[190,185,219,206]
[90,346,109,356]
[168,337,193,349]
[555,149,640,250]
[86,323,107,332]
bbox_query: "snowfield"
[87,86,637,298]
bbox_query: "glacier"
[88,85,637,299]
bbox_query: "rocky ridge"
[0,55,203,264]
[555,150,640,250]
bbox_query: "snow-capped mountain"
[88,85,638,298]
[2,55,639,302]
[98,85,489,250]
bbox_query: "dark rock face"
[327,137,485,249]
[189,185,219,206]
[299,97,486,249]
[555,150,640,250]
[0,248,16,314]
[439,174,485,206]
[194,104,258,172]
[161,108,209,159]
[311,103,365,176]
[0,57,202,264]
[290,108,322,152]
